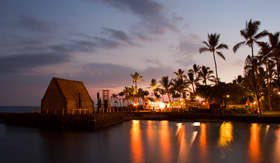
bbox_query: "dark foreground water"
[0,120,280,163]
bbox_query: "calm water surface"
[0,120,280,163]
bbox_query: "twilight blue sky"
[1,0,280,105]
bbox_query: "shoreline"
[1,112,280,130]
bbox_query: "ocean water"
[0,106,40,113]
[0,120,280,163]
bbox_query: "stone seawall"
[1,112,280,130]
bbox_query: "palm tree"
[173,69,188,98]
[130,72,143,89]
[174,68,185,80]
[150,79,160,98]
[159,76,172,106]
[244,55,263,113]
[185,71,199,94]
[233,19,268,57]
[199,33,228,84]
[258,42,276,111]
[264,32,280,87]
[199,65,215,85]
[189,64,201,80]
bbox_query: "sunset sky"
[1,0,280,105]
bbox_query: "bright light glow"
[253,101,257,105]
[192,122,200,126]
[226,94,230,98]
[196,96,203,102]
[159,102,165,109]
[133,102,139,107]
[167,103,170,108]
[278,92,280,95]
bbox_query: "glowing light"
[193,122,200,126]
[159,102,165,109]
[167,103,170,108]
[226,94,230,98]
[278,92,280,95]
[253,101,257,105]
[133,102,139,107]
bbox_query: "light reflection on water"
[131,120,143,163]
[200,123,207,163]
[218,122,233,147]
[2,121,280,163]
[249,123,261,163]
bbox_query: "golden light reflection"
[249,123,261,163]
[130,120,143,163]
[218,122,233,147]
[146,120,154,150]
[176,123,182,135]
[200,123,207,162]
[273,128,280,162]
[160,120,171,162]
[265,125,270,135]
[177,124,188,162]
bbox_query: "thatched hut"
[41,77,94,115]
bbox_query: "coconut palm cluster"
[115,19,280,114]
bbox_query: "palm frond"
[216,43,228,50]
[216,51,226,60]
[240,30,248,39]
[199,47,209,53]
[202,41,210,48]
[255,30,269,39]
[233,41,245,53]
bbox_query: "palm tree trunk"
[212,52,219,84]
[251,44,254,57]
[256,94,262,114]
[277,58,280,88]
[191,83,195,94]
[268,84,272,111]
[265,63,273,111]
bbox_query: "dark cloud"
[0,53,70,73]
[93,0,179,35]
[18,15,58,33]
[102,27,134,45]
[51,34,124,53]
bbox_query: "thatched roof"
[44,77,93,103]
